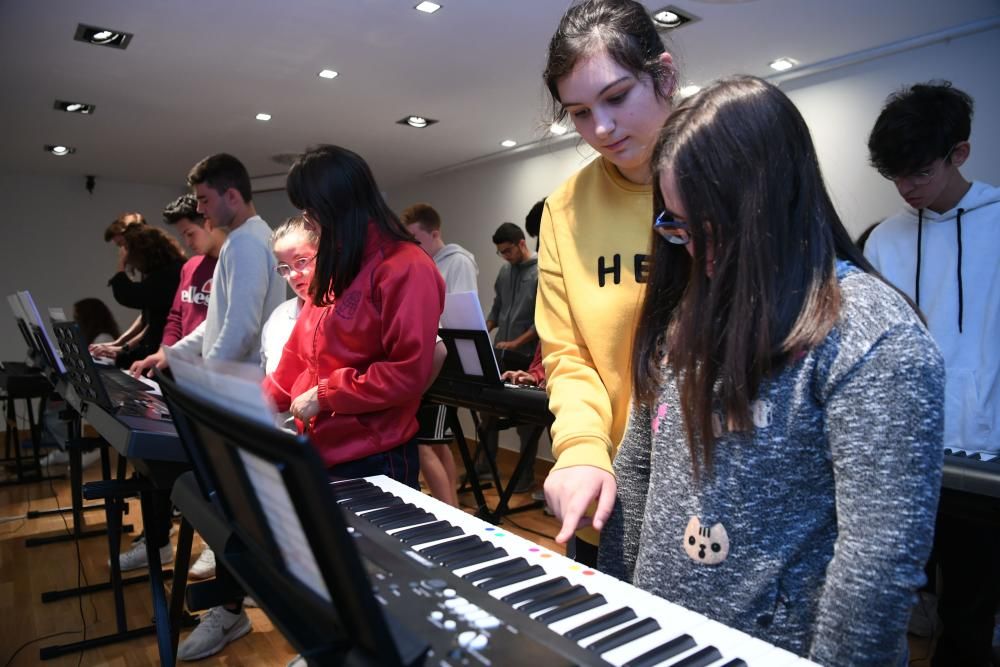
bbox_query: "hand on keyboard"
[544,467,617,544]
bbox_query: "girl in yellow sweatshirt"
[536,0,677,562]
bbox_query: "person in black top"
[93,225,185,368]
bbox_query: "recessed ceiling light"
[44,145,76,156]
[651,6,698,30]
[54,100,96,114]
[73,23,133,49]
[415,1,441,13]
[255,113,272,121]
[500,139,517,148]
[769,57,798,72]
[318,69,339,79]
[397,115,438,128]
[678,85,701,98]
[549,123,568,136]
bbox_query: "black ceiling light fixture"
[397,115,438,129]
[74,23,133,49]
[54,100,96,114]
[650,5,699,30]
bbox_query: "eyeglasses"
[881,144,957,186]
[276,255,316,278]
[653,210,690,245]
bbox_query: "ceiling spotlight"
[651,6,698,30]
[397,115,438,128]
[549,123,568,136]
[678,85,701,98]
[769,57,798,72]
[500,139,517,148]
[255,113,272,121]
[318,69,339,79]
[54,100,96,114]
[74,23,133,49]
[415,1,441,13]
[45,145,76,156]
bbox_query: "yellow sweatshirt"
[536,156,653,477]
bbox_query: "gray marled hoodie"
[598,269,944,666]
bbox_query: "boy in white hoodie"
[865,81,1000,667]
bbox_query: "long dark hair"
[285,145,412,305]
[73,298,121,344]
[543,0,674,124]
[633,76,877,466]
[121,225,185,275]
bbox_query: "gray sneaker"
[113,542,174,572]
[177,606,251,661]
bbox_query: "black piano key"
[419,535,482,559]
[969,452,982,460]
[564,607,638,641]
[396,522,463,544]
[461,557,528,582]
[671,646,722,667]
[719,660,748,667]
[501,576,570,605]
[586,617,661,654]
[340,491,394,510]
[536,592,606,624]
[329,479,372,493]
[360,503,418,522]
[370,509,433,530]
[346,496,404,513]
[519,585,587,615]
[442,545,507,570]
[332,484,380,498]
[478,565,547,592]
[622,634,697,667]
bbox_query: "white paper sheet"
[440,291,500,379]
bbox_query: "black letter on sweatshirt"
[598,254,621,287]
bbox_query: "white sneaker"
[177,606,251,661]
[113,542,174,572]
[189,547,216,580]
[79,449,102,469]
[38,449,69,469]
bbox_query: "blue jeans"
[328,438,420,490]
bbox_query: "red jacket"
[262,223,445,467]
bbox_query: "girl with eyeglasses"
[262,145,445,486]
[598,75,944,664]
[535,0,678,564]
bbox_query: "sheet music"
[440,291,501,378]
[7,293,27,321]
[165,348,278,428]
[17,291,66,374]
[48,307,67,322]
[236,448,332,603]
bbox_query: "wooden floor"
[0,443,956,666]
[0,445,561,666]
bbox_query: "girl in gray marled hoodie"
[597,77,944,666]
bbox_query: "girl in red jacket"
[263,145,446,487]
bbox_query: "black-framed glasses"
[654,210,690,245]
[880,144,957,186]
[276,255,316,278]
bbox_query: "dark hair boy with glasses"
[865,80,1000,667]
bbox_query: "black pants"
[930,489,1000,667]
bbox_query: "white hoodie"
[865,181,1000,455]
[433,243,479,294]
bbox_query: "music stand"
[157,371,429,666]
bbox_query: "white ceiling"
[2,0,998,191]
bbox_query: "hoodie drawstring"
[915,209,923,308]
[956,208,964,333]
[915,207,965,333]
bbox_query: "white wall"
[0,170,184,363]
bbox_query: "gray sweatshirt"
[598,269,944,665]
[486,257,538,358]
[169,216,285,364]
[434,243,478,294]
